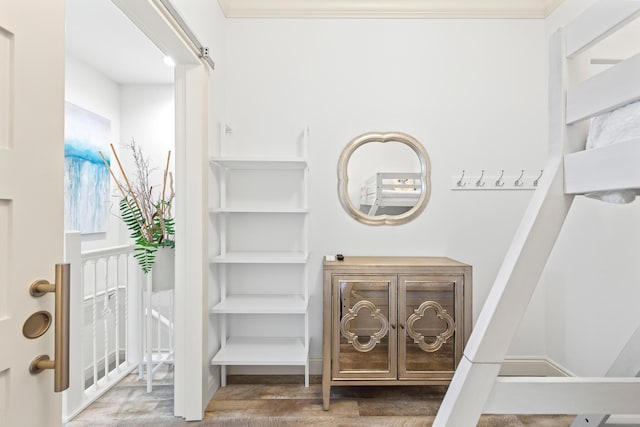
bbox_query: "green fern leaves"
[119,197,174,274]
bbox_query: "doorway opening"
[63,0,176,421]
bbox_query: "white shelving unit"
[209,126,310,387]
[210,251,308,264]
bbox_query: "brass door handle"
[28,263,70,392]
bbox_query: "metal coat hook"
[456,170,466,187]
[533,169,543,187]
[475,170,485,187]
[495,170,505,187]
[514,170,525,187]
[224,124,233,134]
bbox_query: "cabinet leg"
[322,382,330,410]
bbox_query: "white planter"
[152,247,175,292]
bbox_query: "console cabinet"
[322,256,472,409]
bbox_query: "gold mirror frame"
[337,131,431,226]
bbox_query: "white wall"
[119,84,175,204]
[184,1,640,384]
[177,0,640,392]
[221,18,549,361]
[541,0,640,376]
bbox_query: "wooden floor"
[64,368,576,426]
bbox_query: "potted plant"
[100,140,175,287]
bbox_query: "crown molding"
[217,0,568,19]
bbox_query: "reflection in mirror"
[348,142,421,216]
[338,132,431,226]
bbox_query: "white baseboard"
[226,356,569,378]
[605,415,640,426]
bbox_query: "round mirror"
[337,131,431,225]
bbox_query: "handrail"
[82,285,126,303]
[81,245,134,261]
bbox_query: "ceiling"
[65,0,566,86]
[65,0,174,85]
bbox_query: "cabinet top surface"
[323,256,470,269]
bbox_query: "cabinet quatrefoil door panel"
[322,257,472,409]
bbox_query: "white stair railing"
[63,233,175,421]
[140,276,175,393]
[63,232,140,422]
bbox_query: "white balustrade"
[62,233,174,421]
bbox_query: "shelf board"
[211,294,309,314]
[210,207,309,214]
[211,337,309,366]
[210,251,309,264]
[210,156,307,170]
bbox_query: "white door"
[0,0,65,426]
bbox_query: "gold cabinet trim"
[406,300,455,353]
[340,299,389,353]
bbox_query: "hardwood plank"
[208,384,322,402]
[63,370,578,426]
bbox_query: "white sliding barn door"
[0,0,65,426]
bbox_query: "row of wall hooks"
[452,169,543,191]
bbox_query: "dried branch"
[99,149,149,241]
[100,139,175,247]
